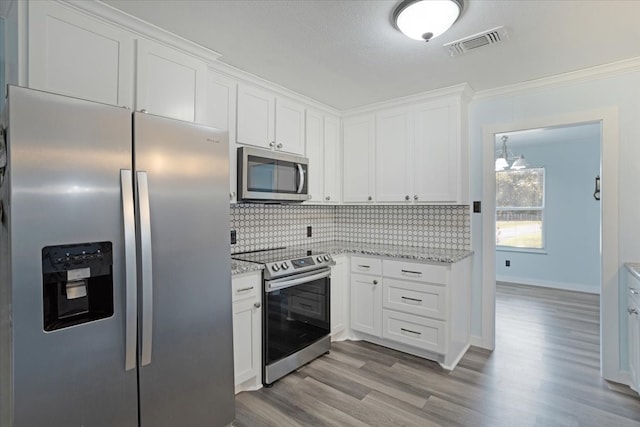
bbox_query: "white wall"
[469,66,640,377]
[495,134,601,294]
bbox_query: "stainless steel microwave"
[237,147,310,203]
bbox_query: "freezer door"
[134,112,235,426]
[2,86,138,426]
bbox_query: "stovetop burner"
[232,247,334,279]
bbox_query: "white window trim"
[495,167,546,250]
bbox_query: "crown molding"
[342,83,474,117]
[473,56,640,101]
[62,0,222,64]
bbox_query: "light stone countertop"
[625,263,640,280]
[231,241,473,277]
[231,259,264,276]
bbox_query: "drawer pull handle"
[401,270,422,276]
[358,265,371,269]
[401,296,422,304]
[631,288,640,295]
[400,328,421,336]
[629,307,639,316]
[237,286,254,293]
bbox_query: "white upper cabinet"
[27,1,134,107]
[323,115,341,203]
[305,109,324,203]
[347,92,468,205]
[275,98,305,155]
[375,107,412,203]
[342,114,375,203]
[413,98,460,203]
[136,38,207,123]
[205,70,238,202]
[236,84,275,149]
[305,111,341,204]
[236,83,305,155]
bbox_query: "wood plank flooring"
[234,282,640,426]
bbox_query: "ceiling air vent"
[444,26,508,56]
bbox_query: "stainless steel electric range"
[232,247,334,386]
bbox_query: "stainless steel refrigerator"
[0,86,235,426]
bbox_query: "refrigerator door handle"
[121,169,137,371]
[137,171,154,366]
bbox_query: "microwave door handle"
[297,164,305,194]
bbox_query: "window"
[496,168,545,249]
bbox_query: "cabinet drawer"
[383,279,447,320]
[351,256,382,275]
[383,260,449,284]
[382,309,445,354]
[232,274,260,301]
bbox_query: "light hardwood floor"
[234,282,640,426]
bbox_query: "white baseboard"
[496,275,600,295]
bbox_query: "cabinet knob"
[277,143,283,149]
[414,195,418,201]
[254,302,261,309]
[373,280,378,285]
[325,196,330,201]
[368,196,372,201]
[405,195,410,201]
[140,109,148,114]
[629,307,638,315]
[269,141,276,147]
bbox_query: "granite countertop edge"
[231,259,264,276]
[232,241,474,276]
[625,262,640,280]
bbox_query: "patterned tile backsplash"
[230,204,470,254]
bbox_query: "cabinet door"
[413,99,459,202]
[343,115,375,202]
[28,1,134,107]
[136,38,207,123]
[305,110,324,203]
[275,98,305,155]
[232,297,261,386]
[236,84,275,149]
[376,107,412,203]
[323,115,341,203]
[350,273,381,337]
[205,70,238,202]
[330,256,348,337]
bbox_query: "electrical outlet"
[473,201,481,213]
[505,260,510,267]
[307,226,312,237]
[230,230,237,245]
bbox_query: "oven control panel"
[265,253,334,279]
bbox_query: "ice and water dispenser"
[42,242,114,331]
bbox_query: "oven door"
[238,147,310,202]
[264,268,331,365]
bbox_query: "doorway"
[480,108,620,382]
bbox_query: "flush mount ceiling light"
[393,0,464,42]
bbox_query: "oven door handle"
[266,269,331,292]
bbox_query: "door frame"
[481,107,620,382]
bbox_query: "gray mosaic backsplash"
[230,204,470,254]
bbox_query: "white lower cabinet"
[627,272,640,393]
[349,255,471,370]
[330,255,348,338]
[232,272,262,393]
[350,268,382,337]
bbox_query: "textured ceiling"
[103,0,640,110]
